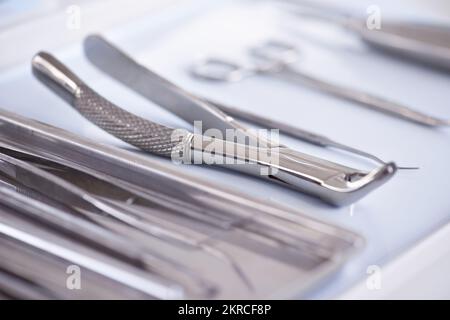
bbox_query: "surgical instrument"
[0,147,249,292]
[0,233,162,299]
[201,97,418,169]
[0,193,184,299]
[81,37,415,169]
[0,107,365,297]
[0,268,56,299]
[0,116,342,289]
[0,104,364,251]
[279,0,450,72]
[0,142,236,230]
[191,41,450,127]
[73,35,394,206]
[0,140,341,278]
[0,131,346,295]
[0,138,353,259]
[0,144,280,244]
[0,239,83,299]
[0,146,224,254]
[0,174,219,297]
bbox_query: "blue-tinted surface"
[0,0,449,298]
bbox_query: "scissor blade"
[84,35,243,134]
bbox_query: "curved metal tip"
[263,148,397,206]
[317,162,397,206]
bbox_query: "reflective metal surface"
[59,35,398,206]
[191,40,450,127]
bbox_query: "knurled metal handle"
[32,52,188,157]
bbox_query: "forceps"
[31,38,395,206]
[191,41,450,127]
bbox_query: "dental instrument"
[191,40,450,127]
[62,35,397,206]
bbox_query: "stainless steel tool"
[0,187,185,299]
[0,132,353,290]
[201,97,417,170]
[0,148,250,293]
[3,138,363,269]
[0,107,366,297]
[191,40,450,127]
[0,143,325,248]
[0,236,122,299]
[279,0,450,72]
[0,260,57,299]
[0,165,227,297]
[0,113,360,249]
[37,34,398,206]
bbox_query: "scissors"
[31,36,396,206]
[191,40,450,127]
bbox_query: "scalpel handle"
[32,52,188,157]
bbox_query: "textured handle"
[75,84,184,157]
[33,52,186,157]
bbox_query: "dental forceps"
[31,41,395,206]
[35,34,396,206]
[191,41,450,127]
